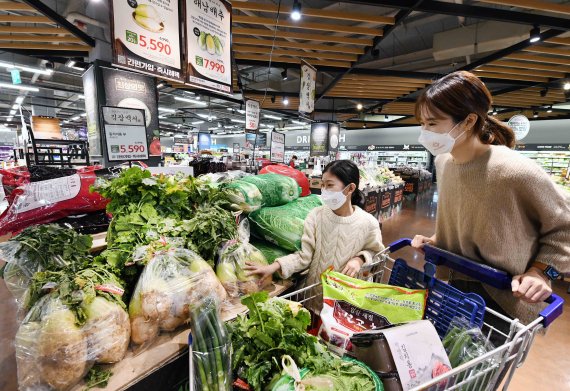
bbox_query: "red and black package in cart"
[0,166,110,237]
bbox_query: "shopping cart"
[280,238,564,391]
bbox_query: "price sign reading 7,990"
[102,106,149,162]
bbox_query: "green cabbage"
[241,174,301,207]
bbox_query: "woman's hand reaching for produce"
[245,261,281,287]
[341,257,364,278]
[411,234,436,253]
[511,268,552,303]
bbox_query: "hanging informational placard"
[299,60,317,117]
[246,99,260,132]
[328,123,340,153]
[233,142,240,153]
[198,132,211,150]
[507,114,530,141]
[185,0,232,95]
[270,131,285,163]
[110,0,183,81]
[102,106,149,161]
[310,122,329,157]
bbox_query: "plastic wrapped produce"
[223,180,263,213]
[128,244,227,346]
[249,195,323,252]
[241,174,301,206]
[250,240,292,264]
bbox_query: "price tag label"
[102,106,149,161]
[102,106,145,126]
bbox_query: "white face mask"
[418,121,467,156]
[321,185,349,211]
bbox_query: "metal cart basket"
[280,238,564,391]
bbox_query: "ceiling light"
[15,96,24,104]
[11,104,19,110]
[564,82,570,91]
[291,120,306,125]
[281,68,288,80]
[78,94,85,99]
[492,108,498,115]
[231,119,245,123]
[227,107,233,111]
[363,123,367,128]
[174,96,207,105]
[80,113,86,117]
[157,81,167,89]
[547,106,553,113]
[66,59,76,68]
[291,0,302,21]
[71,115,81,121]
[264,114,282,120]
[9,110,16,115]
[217,122,222,127]
[529,26,541,43]
[0,61,52,75]
[7,116,13,122]
[283,96,289,105]
[0,82,39,92]
[198,114,217,120]
[192,121,205,125]
[159,107,176,113]
[357,103,363,110]
[533,111,539,118]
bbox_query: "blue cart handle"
[387,238,564,327]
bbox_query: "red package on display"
[260,164,311,196]
[0,168,109,237]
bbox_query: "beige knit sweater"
[435,145,570,324]
[277,205,384,286]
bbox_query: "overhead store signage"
[515,143,570,151]
[10,69,21,85]
[299,60,316,117]
[198,132,211,150]
[508,114,530,141]
[310,122,329,156]
[270,131,285,163]
[246,99,260,132]
[110,0,183,81]
[233,142,240,153]
[102,106,149,161]
[185,0,233,95]
[328,123,340,153]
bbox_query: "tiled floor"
[0,189,568,390]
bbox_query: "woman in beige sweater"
[245,160,384,308]
[412,71,570,327]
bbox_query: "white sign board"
[270,131,285,163]
[102,106,149,161]
[246,99,260,131]
[111,0,183,81]
[185,0,232,95]
[299,60,316,116]
[507,114,530,141]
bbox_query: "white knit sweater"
[277,205,384,286]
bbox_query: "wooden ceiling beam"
[523,46,570,57]
[232,15,382,36]
[0,3,36,11]
[477,0,570,16]
[232,2,395,24]
[477,65,565,78]
[234,53,351,68]
[233,27,372,45]
[0,26,70,34]
[232,37,364,54]
[545,37,570,46]
[490,59,570,73]
[505,53,570,65]
[331,86,416,93]
[0,35,83,43]
[473,70,548,82]
[0,42,89,51]
[0,15,52,23]
[233,45,358,61]
[341,76,430,84]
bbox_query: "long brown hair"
[415,71,516,148]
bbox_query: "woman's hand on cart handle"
[411,234,436,253]
[245,262,281,286]
[341,257,364,278]
[511,267,553,303]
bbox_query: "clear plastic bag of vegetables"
[223,180,263,213]
[216,220,271,298]
[240,174,301,207]
[249,195,323,252]
[128,242,228,346]
[189,297,232,391]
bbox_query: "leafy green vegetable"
[84,366,113,390]
[230,292,334,390]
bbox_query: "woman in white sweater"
[245,160,384,304]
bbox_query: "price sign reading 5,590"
[120,145,146,153]
[139,35,172,55]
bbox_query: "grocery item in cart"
[128,243,227,346]
[249,194,323,251]
[351,321,451,391]
[241,173,301,206]
[319,269,427,356]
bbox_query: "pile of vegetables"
[230,292,379,391]
[128,242,226,346]
[240,174,301,207]
[224,180,263,213]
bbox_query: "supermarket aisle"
[0,190,567,391]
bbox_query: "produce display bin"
[378,186,393,222]
[363,187,380,219]
[281,238,564,391]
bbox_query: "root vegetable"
[131,316,159,345]
[159,316,185,331]
[141,290,173,321]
